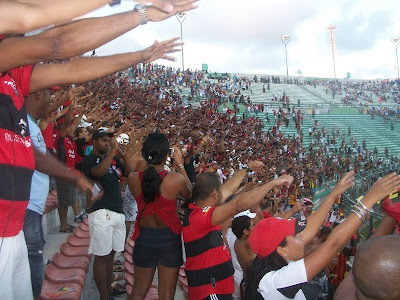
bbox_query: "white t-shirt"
[226,228,242,300]
[258,259,308,300]
[226,228,243,283]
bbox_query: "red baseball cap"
[249,216,307,258]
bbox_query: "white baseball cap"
[234,209,257,219]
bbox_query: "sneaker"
[109,288,127,297]
[74,213,85,223]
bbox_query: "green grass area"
[329,107,360,115]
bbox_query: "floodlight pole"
[327,25,338,79]
[176,13,186,73]
[280,35,290,78]
[392,38,400,78]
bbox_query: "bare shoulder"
[164,171,185,182]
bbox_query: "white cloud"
[83,0,400,79]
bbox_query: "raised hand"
[363,173,400,207]
[247,161,265,172]
[330,171,355,198]
[292,201,303,214]
[147,0,198,22]
[67,85,85,100]
[274,175,294,187]
[141,38,183,63]
[172,146,184,167]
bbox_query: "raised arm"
[298,171,355,245]
[172,146,192,199]
[0,0,195,35]
[90,138,118,177]
[304,173,400,281]
[220,161,264,203]
[69,111,84,138]
[279,201,303,219]
[211,175,294,226]
[0,1,197,72]
[29,38,181,93]
[0,0,111,34]
[47,87,85,115]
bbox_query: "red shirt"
[183,204,234,300]
[0,64,35,237]
[41,121,54,151]
[55,134,77,169]
[262,211,273,219]
[131,170,182,240]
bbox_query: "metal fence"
[341,164,400,240]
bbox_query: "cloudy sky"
[83,0,400,80]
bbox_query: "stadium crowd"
[1,1,400,300]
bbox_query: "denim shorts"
[133,227,183,268]
[23,209,45,297]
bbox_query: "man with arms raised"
[182,162,293,300]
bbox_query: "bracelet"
[359,199,374,213]
[178,164,184,169]
[354,204,370,220]
[353,205,369,221]
[351,209,365,223]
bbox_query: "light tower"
[392,37,399,79]
[327,25,338,79]
[176,12,186,73]
[280,35,290,78]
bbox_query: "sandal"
[112,282,126,290]
[114,259,124,266]
[59,227,74,233]
[113,266,124,272]
[112,274,124,283]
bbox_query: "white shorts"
[0,230,33,300]
[88,209,126,256]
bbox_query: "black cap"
[92,128,114,140]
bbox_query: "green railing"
[347,164,400,200]
[330,164,400,240]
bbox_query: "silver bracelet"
[351,209,365,223]
[359,199,374,213]
[353,204,370,221]
[353,205,368,222]
[178,164,184,169]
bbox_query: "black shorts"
[55,178,76,207]
[133,227,183,268]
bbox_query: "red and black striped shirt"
[182,204,234,300]
[0,64,35,237]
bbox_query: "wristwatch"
[134,4,148,25]
[109,0,121,6]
